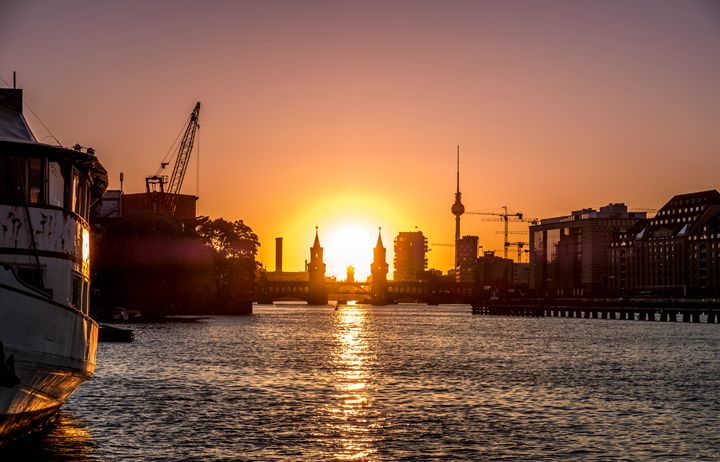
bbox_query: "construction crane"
[505,241,530,263]
[466,206,538,259]
[146,102,201,215]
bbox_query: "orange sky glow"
[2,1,720,277]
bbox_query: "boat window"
[15,265,44,289]
[79,177,89,219]
[83,278,90,315]
[0,156,15,203]
[71,169,80,214]
[71,170,89,220]
[71,274,82,309]
[28,158,44,204]
[48,161,65,207]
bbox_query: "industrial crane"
[466,206,538,259]
[146,102,201,215]
[505,241,530,263]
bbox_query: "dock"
[471,299,720,323]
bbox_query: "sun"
[323,223,378,281]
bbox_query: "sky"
[2,0,720,279]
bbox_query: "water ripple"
[3,304,720,461]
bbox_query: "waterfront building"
[393,231,428,281]
[456,235,479,282]
[92,189,197,222]
[610,190,720,297]
[512,262,530,288]
[475,251,513,289]
[529,203,646,296]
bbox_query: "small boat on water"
[0,85,107,440]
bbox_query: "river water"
[2,304,720,461]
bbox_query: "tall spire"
[313,225,320,248]
[376,226,383,247]
[451,145,465,269]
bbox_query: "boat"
[98,324,134,343]
[0,85,107,440]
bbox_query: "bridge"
[256,278,479,305]
[255,228,480,305]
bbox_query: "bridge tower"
[307,227,328,305]
[370,228,389,305]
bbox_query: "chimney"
[275,237,283,272]
[0,88,23,113]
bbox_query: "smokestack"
[275,237,283,272]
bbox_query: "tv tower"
[451,145,465,269]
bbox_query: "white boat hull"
[0,266,97,440]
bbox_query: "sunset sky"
[2,0,720,279]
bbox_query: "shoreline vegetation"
[90,214,260,321]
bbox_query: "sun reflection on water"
[0,412,94,461]
[330,305,377,461]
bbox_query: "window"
[70,169,89,219]
[15,266,44,289]
[0,156,46,204]
[71,170,79,214]
[27,158,43,203]
[48,161,65,207]
[71,274,82,309]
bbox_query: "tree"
[194,216,260,311]
[195,216,259,260]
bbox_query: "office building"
[529,203,646,296]
[456,235,479,282]
[610,190,720,297]
[393,231,428,281]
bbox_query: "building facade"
[475,251,514,289]
[393,231,428,281]
[530,203,646,296]
[92,189,197,222]
[610,190,720,298]
[456,235,479,282]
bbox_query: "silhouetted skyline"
[3,0,720,274]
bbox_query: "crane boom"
[167,102,201,197]
[145,102,201,215]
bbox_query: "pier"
[471,299,720,323]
